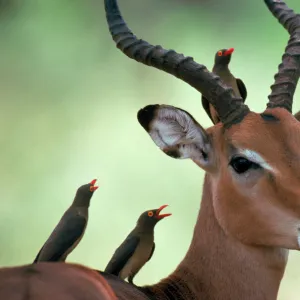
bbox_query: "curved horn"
[104,0,249,127]
[264,0,300,112]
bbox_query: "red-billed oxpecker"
[33,179,99,263]
[104,205,171,285]
[201,48,247,124]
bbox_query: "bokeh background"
[0,0,300,298]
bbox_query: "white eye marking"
[239,149,276,173]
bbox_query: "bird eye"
[217,51,222,56]
[148,211,153,217]
[229,156,260,174]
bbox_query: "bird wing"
[201,96,214,123]
[236,78,247,101]
[33,245,44,263]
[104,235,140,276]
[34,213,87,262]
[147,242,155,261]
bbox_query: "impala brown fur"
[101,163,288,299]
[102,0,300,299]
[0,263,117,300]
[203,109,300,249]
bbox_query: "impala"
[0,0,299,299]
[101,0,300,299]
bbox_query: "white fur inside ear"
[148,105,210,162]
[177,143,210,163]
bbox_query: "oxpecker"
[201,48,247,124]
[33,179,98,263]
[104,205,171,284]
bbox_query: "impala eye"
[230,156,260,174]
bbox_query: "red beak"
[90,179,99,192]
[155,205,172,220]
[90,179,97,185]
[223,48,234,56]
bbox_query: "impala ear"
[137,104,214,169]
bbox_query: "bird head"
[214,48,234,66]
[137,205,171,228]
[77,179,99,194]
[73,179,99,206]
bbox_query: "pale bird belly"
[215,70,241,98]
[225,78,241,98]
[119,242,153,280]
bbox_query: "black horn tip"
[137,105,159,132]
[105,0,119,14]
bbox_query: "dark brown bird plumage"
[33,179,99,263]
[104,205,171,285]
[201,48,247,124]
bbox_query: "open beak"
[90,179,99,192]
[155,204,172,220]
[224,48,234,56]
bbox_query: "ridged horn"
[264,0,300,112]
[104,0,249,127]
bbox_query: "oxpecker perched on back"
[104,205,171,285]
[33,179,99,263]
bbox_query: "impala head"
[105,0,300,249]
[138,104,300,249]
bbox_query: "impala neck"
[145,175,288,300]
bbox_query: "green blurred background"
[0,0,300,298]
